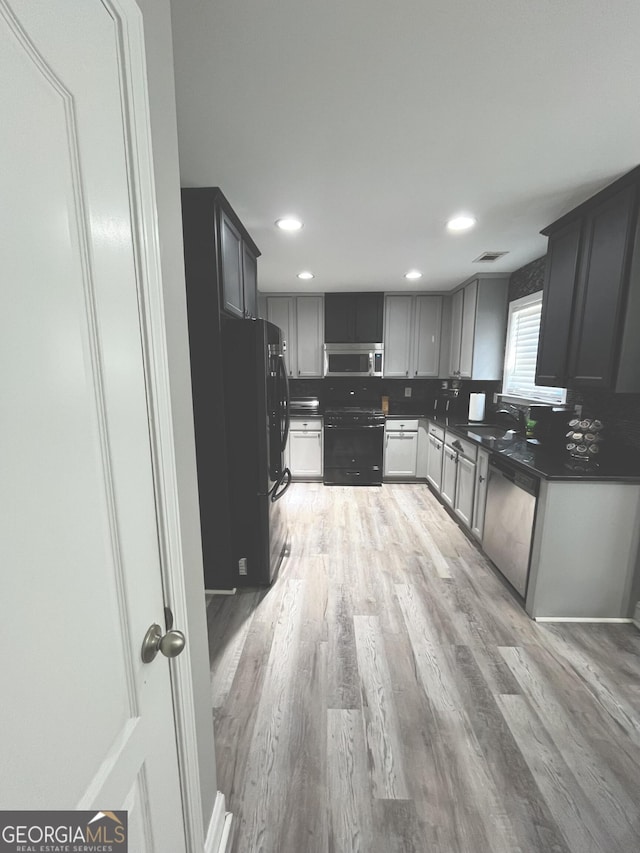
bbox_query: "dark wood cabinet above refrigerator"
[324,292,384,342]
[536,166,640,392]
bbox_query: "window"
[502,292,566,405]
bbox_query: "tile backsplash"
[509,255,640,451]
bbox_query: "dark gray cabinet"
[325,293,383,342]
[194,188,261,321]
[180,187,261,589]
[537,167,640,392]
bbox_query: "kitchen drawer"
[445,430,477,462]
[428,421,445,442]
[386,418,419,432]
[290,417,323,431]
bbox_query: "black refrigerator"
[222,318,291,585]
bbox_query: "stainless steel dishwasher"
[482,456,539,597]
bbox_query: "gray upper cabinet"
[383,295,413,377]
[266,296,296,375]
[448,276,508,380]
[449,289,464,376]
[414,296,443,377]
[266,294,324,378]
[384,294,442,378]
[296,296,324,377]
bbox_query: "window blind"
[503,292,566,404]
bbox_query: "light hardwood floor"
[207,482,640,853]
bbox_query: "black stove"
[323,405,384,485]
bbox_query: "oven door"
[323,424,384,485]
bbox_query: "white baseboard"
[204,792,232,853]
[534,616,632,623]
[205,588,237,596]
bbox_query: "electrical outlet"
[574,404,583,418]
[404,387,412,397]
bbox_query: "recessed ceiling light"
[404,270,422,280]
[447,214,477,232]
[275,216,303,232]
[297,271,314,280]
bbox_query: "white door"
[426,434,443,491]
[1,2,186,849]
[472,449,490,540]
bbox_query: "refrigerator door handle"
[270,467,292,502]
[279,356,291,451]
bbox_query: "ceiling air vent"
[473,251,509,263]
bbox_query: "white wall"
[134,0,218,833]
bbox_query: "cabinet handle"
[479,474,485,482]
[298,369,301,375]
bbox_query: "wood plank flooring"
[207,483,640,853]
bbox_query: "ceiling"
[169,0,640,293]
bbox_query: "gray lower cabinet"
[426,422,444,491]
[471,449,489,540]
[441,440,458,508]
[454,453,476,527]
[384,419,419,478]
[288,418,323,479]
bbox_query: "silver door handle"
[141,623,186,663]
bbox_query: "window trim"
[502,291,567,405]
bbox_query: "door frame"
[109,1,222,848]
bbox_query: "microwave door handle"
[368,352,373,376]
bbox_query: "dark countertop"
[442,419,640,483]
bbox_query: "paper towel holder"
[468,393,486,422]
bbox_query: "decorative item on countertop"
[565,416,604,467]
[381,395,389,414]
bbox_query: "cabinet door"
[242,244,258,319]
[454,454,476,528]
[449,289,463,375]
[471,449,489,540]
[459,280,477,378]
[220,211,244,318]
[383,295,414,377]
[296,296,324,377]
[414,296,442,377]
[568,184,637,388]
[289,430,323,478]
[441,446,457,507]
[426,435,443,491]
[384,432,418,477]
[536,221,581,386]
[266,297,296,376]
[324,293,354,342]
[354,293,384,341]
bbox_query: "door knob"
[141,623,186,663]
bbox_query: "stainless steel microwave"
[323,343,384,377]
